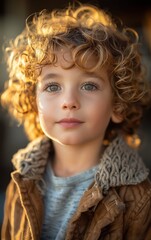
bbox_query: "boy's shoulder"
[118,178,151,202]
[115,178,151,222]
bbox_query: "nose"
[62,91,80,110]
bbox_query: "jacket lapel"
[66,185,125,240]
[11,171,44,240]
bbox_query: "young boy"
[1,3,151,240]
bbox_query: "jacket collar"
[12,135,149,195]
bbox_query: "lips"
[57,118,83,128]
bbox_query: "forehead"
[52,47,101,71]
[38,48,110,84]
[55,49,73,68]
[37,47,110,82]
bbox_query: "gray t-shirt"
[41,162,98,240]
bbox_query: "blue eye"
[45,83,61,92]
[81,82,98,91]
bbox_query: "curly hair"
[1,4,150,143]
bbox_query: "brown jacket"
[1,136,151,240]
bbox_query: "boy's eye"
[45,83,61,92]
[81,82,98,91]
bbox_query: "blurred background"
[0,0,151,232]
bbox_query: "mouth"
[57,118,84,128]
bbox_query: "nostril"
[62,102,78,110]
[72,105,77,109]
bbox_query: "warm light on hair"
[1,4,150,145]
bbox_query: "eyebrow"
[40,71,105,82]
[40,73,60,82]
[82,72,106,82]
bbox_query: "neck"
[51,140,104,177]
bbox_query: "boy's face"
[36,50,121,147]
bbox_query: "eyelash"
[43,81,100,92]
[44,82,61,92]
[81,81,100,91]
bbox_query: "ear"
[111,112,123,123]
[111,103,124,123]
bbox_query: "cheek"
[36,95,54,124]
[37,93,55,114]
[37,104,53,136]
[92,109,111,127]
[87,98,113,122]
[37,95,48,112]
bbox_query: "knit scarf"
[12,135,149,195]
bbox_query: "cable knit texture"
[12,135,149,195]
[95,136,149,194]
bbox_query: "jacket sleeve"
[1,180,17,240]
[125,179,151,240]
